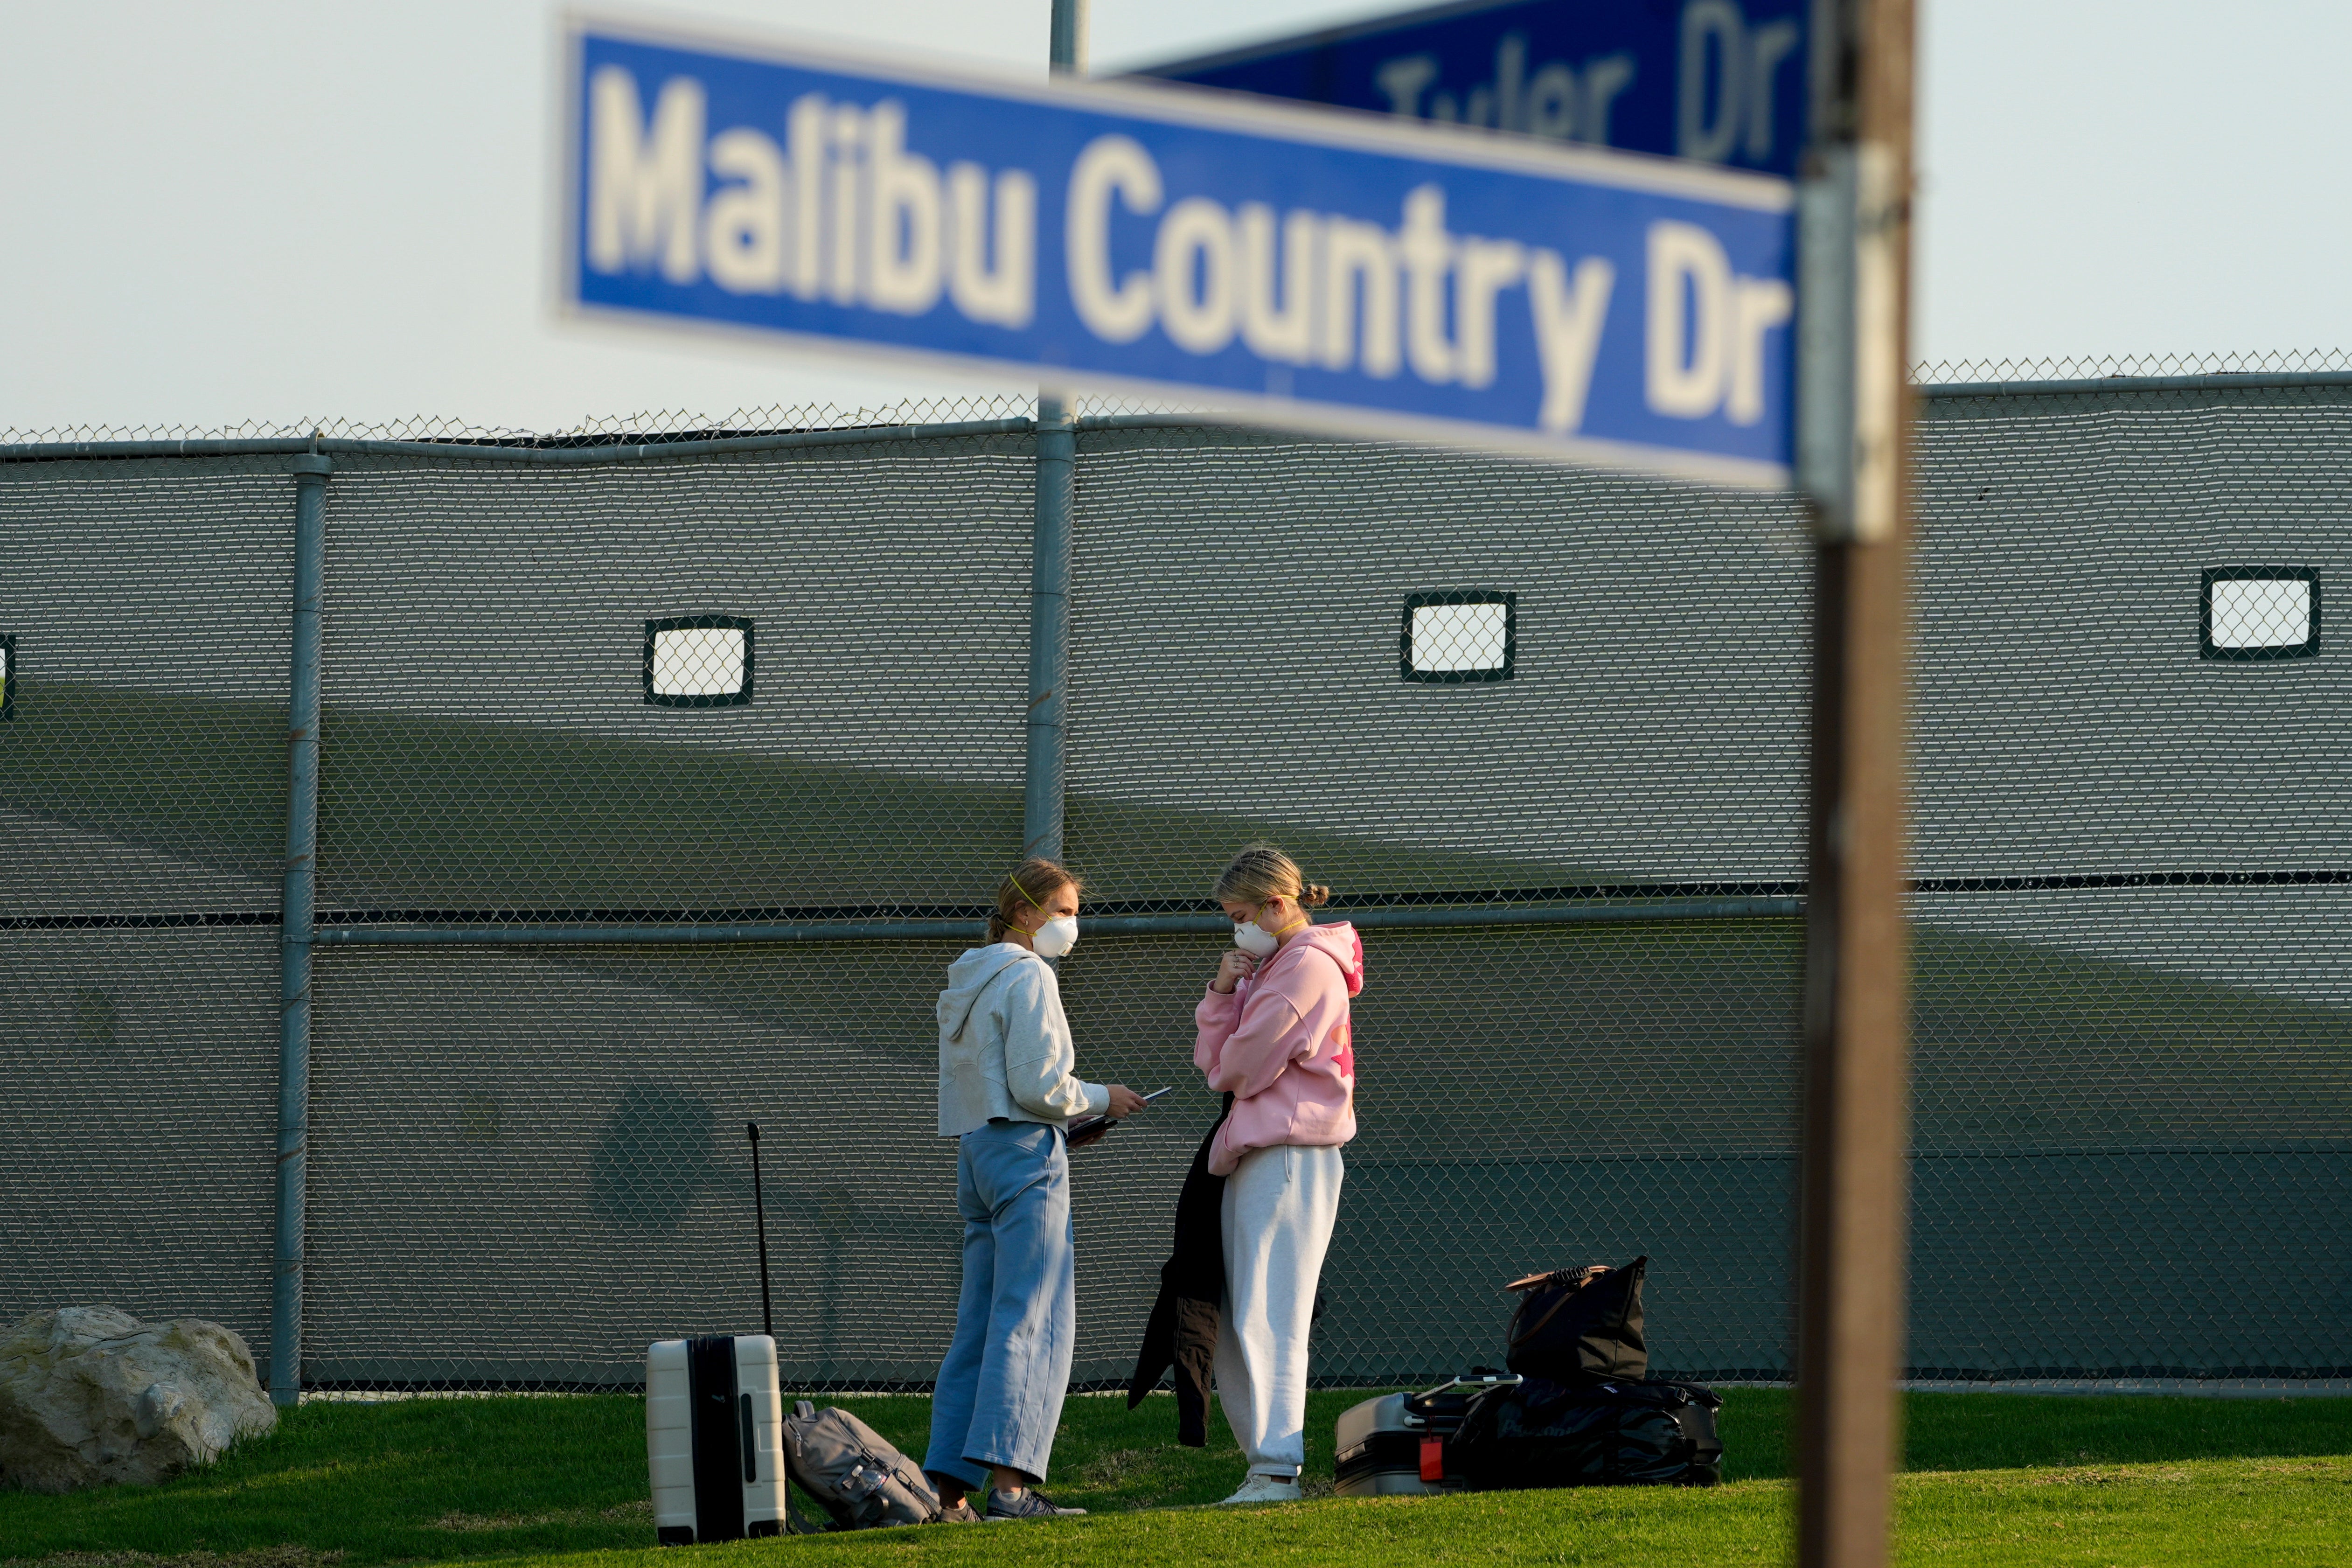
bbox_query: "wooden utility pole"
[1793,0,1916,1565]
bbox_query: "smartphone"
[1068,1087,1174,1149]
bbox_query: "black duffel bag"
[1451,1374,1723,1490]
[1503,1257,1647,1383]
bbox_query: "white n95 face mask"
[1031,914,1079,958]
[1232,920,1281,958]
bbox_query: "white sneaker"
[1217,1474,1303,1505]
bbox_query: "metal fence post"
[1049,0,1087,74]
[1023,0,1084,866]
[271,450,332,1407]
[1024,397,1074,863]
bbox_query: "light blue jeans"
[923,1120,1074,1488]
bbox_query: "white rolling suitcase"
[647,1123,790,1545]
[647,1333,787,1543]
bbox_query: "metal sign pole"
[1793,0,1916,1564]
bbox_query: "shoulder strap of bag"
[1504,1262,1623,1347]
[1506,1277,1590,1348]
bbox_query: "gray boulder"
[0,1305,277,1491]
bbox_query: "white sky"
[4,0,2348,435]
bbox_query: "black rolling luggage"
[1335,1257,1725,1497]
[1451,1375,1724,1489]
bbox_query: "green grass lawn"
[4,1390,2347,1568]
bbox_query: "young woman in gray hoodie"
[923,857,1147,1521]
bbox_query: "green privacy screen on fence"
[2,380,2347,1391]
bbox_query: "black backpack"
[1503,1257,1647,1383]
[1452,1375,1723,1489]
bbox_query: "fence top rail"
[308,897,1804,945]
[1917,370,2352,400]
[14,370,2352,463]
[0,417,1039,466]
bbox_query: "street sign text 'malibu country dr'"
[564,20,1795,487]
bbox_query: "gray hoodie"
[936,943,1109,1138]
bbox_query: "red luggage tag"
[1419,1437,1445,1482]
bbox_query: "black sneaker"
[985,1487,1086,1520]
[934,1498,983,1524]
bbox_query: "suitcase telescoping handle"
[1414,1373,1522,1400]
[746,1122,774,1339]
[1400,1371,1522,1425]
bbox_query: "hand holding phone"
[1068,1087,1171,1150]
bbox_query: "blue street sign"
[564,21,1795,488]
[1137,0,1810,179]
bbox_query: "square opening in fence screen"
[2201,570,2318,660]
[1400,592,1516,683]
[643,616,754,705]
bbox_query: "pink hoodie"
[1193,921,1362,1177]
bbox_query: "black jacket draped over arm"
[1125,1100,1230,1444]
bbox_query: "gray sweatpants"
[1214,1143,1345,1478]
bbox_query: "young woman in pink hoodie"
[1194,843,1361,1505]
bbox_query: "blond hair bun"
[1212,843,1333,912]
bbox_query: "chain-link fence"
[4,377,2347,1394]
